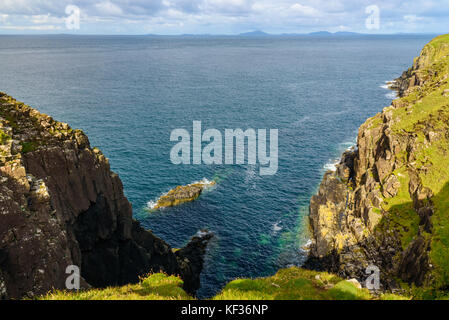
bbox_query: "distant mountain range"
[308,31,360,36]
[238,30,362,37]
[54,31,436,37]
[155,30,378,37]
[238,30,271,36]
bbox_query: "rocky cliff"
[307,34,449,296]
[0,93,212,299]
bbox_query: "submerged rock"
[152,179,216,209]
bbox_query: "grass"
[1,114,19,130]
[430,182,449,290]
[377,168,420,250]
[0,129,11,144]
[38,268,412,300]
[367,33,449,294]
[40,273,193,300]
[213,267,374,300]
[425,34,449,59]
[20,141,38,153]
[392,87,449,134]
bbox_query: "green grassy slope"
[39,268,407,300]
[40,273,193,300]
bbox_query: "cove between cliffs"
[0,33,447,296]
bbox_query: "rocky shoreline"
[0,93,212,299]
[305,34,449,295]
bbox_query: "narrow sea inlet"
[0,34,434,297]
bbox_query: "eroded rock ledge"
[151,179,216,210]
[306,35,449,292]
[0,93,212,299]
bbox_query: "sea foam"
[323,141,356,172]
[380,80,398,99]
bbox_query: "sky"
[0,0,448,35]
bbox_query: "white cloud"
[0,24,62,31]
[94,1,124,16]
[0,0,447,34]
[29,14,65,24]
[403,15,423,23]
[290,3,320,17]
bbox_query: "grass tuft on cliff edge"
[213,267,374,300]
[38,268,406,300]
[40,273,193,300]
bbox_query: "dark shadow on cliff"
[0,155,213,298]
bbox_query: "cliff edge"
[307,34,449,297]
[0,93,212,299]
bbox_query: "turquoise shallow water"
[0,34,434,297]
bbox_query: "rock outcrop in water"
[151,180,216,210]
[0,93,212,299]
[306,34,449,296]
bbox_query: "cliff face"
[307,34,449,294]
[0,93,212,299]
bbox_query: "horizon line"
[0,31,442,37]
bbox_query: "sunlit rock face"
[307,35,449,292]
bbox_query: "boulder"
[347,278,362,289]
[382,174,401,198]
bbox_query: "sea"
[0,34,434,297]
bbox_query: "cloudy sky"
[0,0,447,35]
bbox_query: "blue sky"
[0,0,447,35]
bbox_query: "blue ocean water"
[0,34,434,297]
